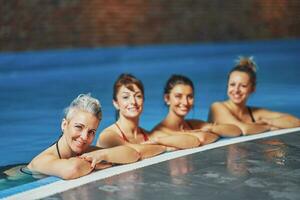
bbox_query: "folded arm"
[80,145,141,168]
[28,153,93,180]
[149,129,201,149]
[209,102,271,135]
[96,130,165,160]
[256,109,300,129]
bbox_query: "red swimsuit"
[115,123,149,142]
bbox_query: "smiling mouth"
[74,139,85,148]
[178,106,189,111]
[128,107,139,111]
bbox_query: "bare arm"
[209,102,271,135]
[150,129,201,149]
[28,151,93,180]
[125,143,166,159]
[256,109,300,129]
[80,145,141,168]
[96,129,165,160]
[179,131,219,145]
[189,120,242,137]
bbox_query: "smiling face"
[113,84,144,119]
[165,84,194,117]
[61,109,99,154]
[227,71,255,105]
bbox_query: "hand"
[256,118,270,125]
[80,150,106,169]
[95,163,113,170]
[166,146,178,152]
[141,138,158,145]
[199,123,216,133]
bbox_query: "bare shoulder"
[98,125,124,148]
[149,122,172,138]
[210,101,228,110]
[28,146,57,170]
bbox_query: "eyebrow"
[74,123,97,131]
[121,91,142,95]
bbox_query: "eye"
[188,95,194,100]
[136,94,143,99]
[229,83,235,87]
[122,95,129,100]
[88,130,96,136]
[75,125,83,130]
[174,94,181,99]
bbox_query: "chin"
[72,145,87,154]
[176,112,188,118]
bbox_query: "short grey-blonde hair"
[64,94,102,121]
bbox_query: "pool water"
[0,39,299,170]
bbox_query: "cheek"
[87,136,95,144]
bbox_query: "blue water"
[0,39,300,167]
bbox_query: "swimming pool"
[0,39,300,169]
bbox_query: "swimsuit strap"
[115,123,130,142]
[56,139,62,159]
[248,106,256,123]
[115,123,148,142]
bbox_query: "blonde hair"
[235,56,257,72]
[229,56,257,87]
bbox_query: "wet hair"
[113,73,144,101]
[164,74,194,95]
[228,56,257,87]
[64,93,102,121]
[113,73,144,120]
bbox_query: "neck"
[164,110,186,131]
[117,115,140,137]
[58,135,74,159]
[227,100,248,116]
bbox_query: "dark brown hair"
[113,73,144,101]
[113,73,144,120]
[164,74,194,95]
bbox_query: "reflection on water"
[0,164,46,191]
[168,157,194,185]
[259,139,287,166]
[226,145,250,177]
[226,138,287,177]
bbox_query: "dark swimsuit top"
[248,107,256,123]
[115,123,149,142]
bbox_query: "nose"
[130,96,137,105]
[181,97,188,105]
[80,131,89,141]
[234,85,241,93]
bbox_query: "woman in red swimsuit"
[88,74,202,159]
[208,56,300,135]
[151,75,242,145]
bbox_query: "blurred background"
[0,0,300,167]
[1,0,300,51]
